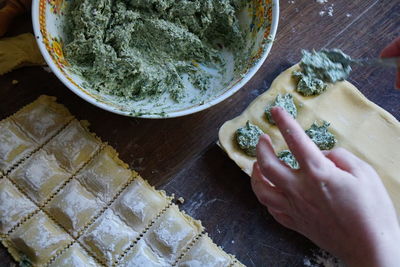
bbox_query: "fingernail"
[259,134,271,145]
[271,106,284,113]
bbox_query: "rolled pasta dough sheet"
[219,64,400,218]
[1,95,245,267]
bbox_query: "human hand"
[251,107,400,266]
[381,37,400,89]
[0,0,31,37]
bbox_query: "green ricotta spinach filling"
[236,121,264,157]
[306,121,337,150]
[64,0,246,102]
[277,150,299,169]
[265,93,297,124]
[293,49,353,96]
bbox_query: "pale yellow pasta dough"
[81,209,138,266]
[177,234,233,267]
[120,239,169,267]
[144,205,203,264]
[45,179,103,237]
[0,95,245,266]
[48,243,98,267]
[75,146,131,203]
[9,211,73,265]
[112,177,172,232]
[219,64,400,218]
[0,33,45,75]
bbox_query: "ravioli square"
[120,239,169,267]
[12,95,73,144]
[8,150,71,204]
[0,179,36,234]
[9,211,73,265]
[177,235,232,267]
[81,209,138,265]
[144,205,203,263]
[0,119,37,172]
[76,146,131,203]
[112,177,170,232]
[45,179,103,237]
[45,120,101,172]
[48,243,98,267]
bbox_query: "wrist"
[372,229,400,267]
[344,228,400,267]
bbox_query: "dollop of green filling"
[293,49,353,96]
[64,0,245,102]
[305,121,337,150]
[236,121,264,157]
[265,93,297,124]
[277,150,299,169]
[293,71,327,96]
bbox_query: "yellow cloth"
[0,33,45,75]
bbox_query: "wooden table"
[1,0,399,266]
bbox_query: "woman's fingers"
[325,148,372,177]
[256,134,294,189]
[381,37,400,58]
[271,107,327,171]
[381,37,400,89]
[268,208,297,230]
[251,163,291,212]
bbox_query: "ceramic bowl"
[32,0,279,118]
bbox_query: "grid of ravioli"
[0,95,244,267]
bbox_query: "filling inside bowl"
[59,0,272,115]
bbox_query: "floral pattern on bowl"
[47,0,66,15]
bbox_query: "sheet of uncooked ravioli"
[219,65,400,219]
[0,95,244,267]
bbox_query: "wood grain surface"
[1,0,399,266]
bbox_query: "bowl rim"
[32,0,279,119]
